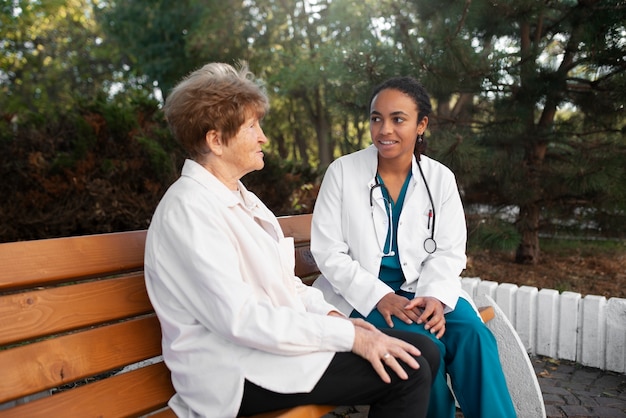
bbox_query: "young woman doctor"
[311,76,516,418]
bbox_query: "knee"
[446,319,497,353]
[406,335,440,382]
[400,351,434,394]
[382,330,441,381]
[416,353,434,385]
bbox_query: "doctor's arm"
[404,173,467,336]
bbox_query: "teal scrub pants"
[352,297,516,418]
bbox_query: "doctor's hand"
[376,293,423,328]
[351,321,421,383]
[405,297,446,339]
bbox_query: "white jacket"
[144,159,354,418]
[311,145,473,317]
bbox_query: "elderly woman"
[143,62,439,418]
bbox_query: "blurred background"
[1,0,624,295]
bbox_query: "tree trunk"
[293,126,309,168]
[314,90,333,168]
[296,88,333,168]
[514,136,547,265]
[513,19,544,265]
[515,203,541,264]
[514,8,586,264]
[274,132,288,160]
[316,119,332,168]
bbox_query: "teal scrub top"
[377,171,412,292]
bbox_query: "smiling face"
[370,88,428,167]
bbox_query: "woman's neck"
[198,157,239,191]
[377,154,412,179]
[377,156,412,203]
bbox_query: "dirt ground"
[463,249,626,299]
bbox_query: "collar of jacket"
[180,159,261,211]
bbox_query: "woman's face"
[222,114,268,179]
[370,88,427,164]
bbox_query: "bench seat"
[0,214,493,418]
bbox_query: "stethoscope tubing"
[369,159,437,255]
[416,160,437,253]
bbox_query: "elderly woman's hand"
[349,318,421,383]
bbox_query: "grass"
[539,236,626,257]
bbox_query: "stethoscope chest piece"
[370,159,438,256]
[424,237,437,254]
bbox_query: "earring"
[417,134,424,143]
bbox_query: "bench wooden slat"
[0,214,493,418]
[478,306,495,323]
[0,362,174,418]
[276,214,313,245]
[0,315,162,404]
[0,274,152,346]
[0,230,147,290]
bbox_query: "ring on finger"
[382,352,391,360]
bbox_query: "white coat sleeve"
[293,276,346,315]
[414,171,467,311]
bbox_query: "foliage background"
[1,0,625,269]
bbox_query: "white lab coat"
[144,159,354,418]
[311,145,473,317]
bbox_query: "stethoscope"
[369,159,437,255]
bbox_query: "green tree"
[96,0,203,97]
[43,0,626,266]
[321,0,402,156]
[98,0,397,168]
[0,0,118,120]
[384,0,626,264]
[248,0,340,168]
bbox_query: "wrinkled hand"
[350,318,421,383]
[405,297,446,339]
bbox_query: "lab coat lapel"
[237,183,303,309]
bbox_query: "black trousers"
[238,329,440,418]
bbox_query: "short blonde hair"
[163,62,269,160]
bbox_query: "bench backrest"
[0,214,317,417]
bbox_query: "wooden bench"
[0,213,494,418]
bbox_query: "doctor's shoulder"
[420,154,457,179]
[336,147,377,171]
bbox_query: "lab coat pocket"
[422,208,434,231]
